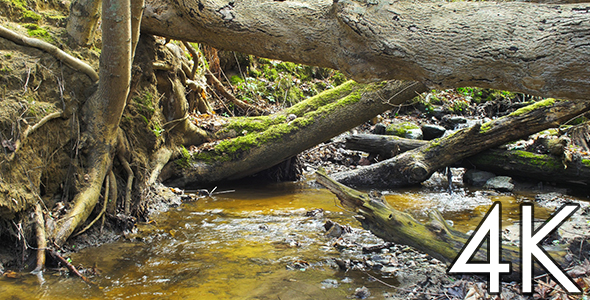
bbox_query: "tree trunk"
[315,169,569,278]
[161,80,428,186]
[66,0,101,46]
[52,0,133,245]
[331,100,590,188]
[142,0,590,100]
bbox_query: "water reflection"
[0,181,555,299]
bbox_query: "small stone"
[354,286,371,299]
[463,169,496,187]
[484,176,515,192]
[421,124,446,140]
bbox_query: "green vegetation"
[512,150,562,169]
[508,98,555,117]
[385,122,420,137]
[230,57,347,107]
[0,0,42,22]
[23,23,54,43]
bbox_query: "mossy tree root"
[0,25,99,81]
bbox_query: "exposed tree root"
[107,170,118,215]
[33,203,46,273]
[118,153,134,215]
[73,174,109,237]
[0,25,99,81]
[6,110,63,161]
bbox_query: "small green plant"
[4,53,12,59]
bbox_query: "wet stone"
[321,279,340,289]
[354,286,371,299]
[421,124,446,140]
[463,169,496,187]
[484,176,514,192]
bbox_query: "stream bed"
[1,179,579,300]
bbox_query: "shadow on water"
[0,180,559,299]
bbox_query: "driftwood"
[332,100,590,188]
[316,169,568,278]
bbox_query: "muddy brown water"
[0,180,558,299]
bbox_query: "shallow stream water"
[0,179,562,299]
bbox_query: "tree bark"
[66,0,101,46]
[345,133,427,159]
[315,169,569,278]
[331,100,590,188]
[161,80,428,186]
[53,0,132,245]
[463,149,590,186]
[142,0,590,100]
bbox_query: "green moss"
[385,122,420,137]
[479,121,493,134]
[24,23,54,43]
[286,80,358,116]
[582,159,590,168]
[0,0,42,22]
[513,150,561,169]
[509,98,556,117]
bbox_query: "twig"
[22,67,31,95]
[47,249,93,285]
[0,25,98,82]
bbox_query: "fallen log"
[345,134,590,186]
[316,169,568,278]
[161,80,428,186]
[332,99,590,187]
[345,133,426,159]
[464,149,590,186]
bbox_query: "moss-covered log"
[345,133,590,186]
[464,149,590,186]
[316,169,569,278]
[160,80,428,186]
[332,99,590,188]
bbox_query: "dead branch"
[47,249,93,285]
[0,25,99,81]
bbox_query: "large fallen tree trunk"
[161,80,428,186]
[345,133,590,186]
[316,170,568,278]
[142,0,590,100]
[331,99,590,187]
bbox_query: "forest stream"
[1,176,580,300]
